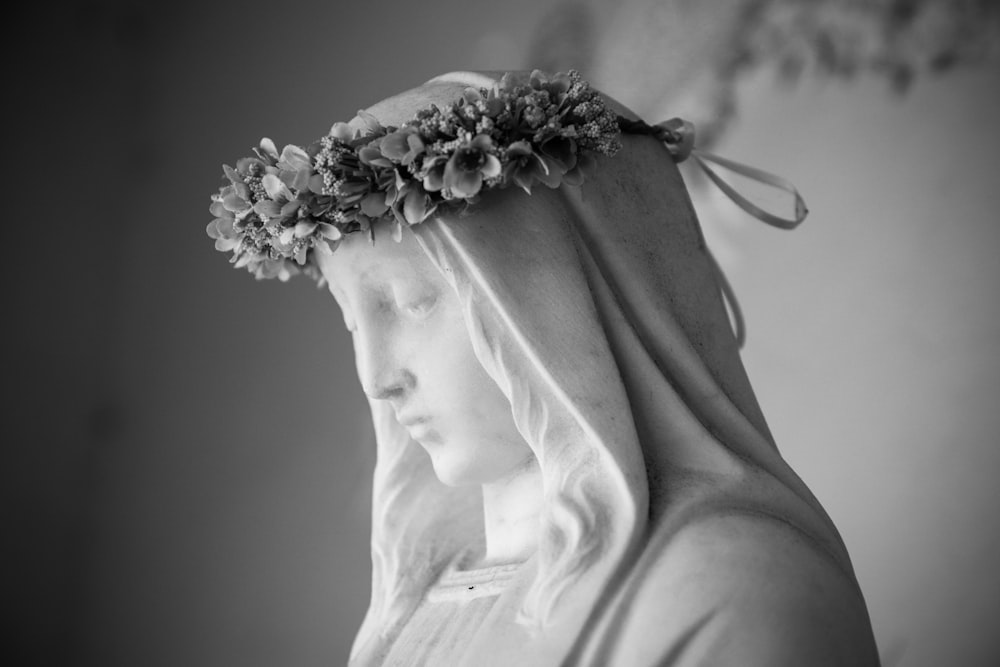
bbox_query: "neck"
[480,455,543,565]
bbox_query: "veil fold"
[348,71,875,666]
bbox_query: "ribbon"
[706,248,746,349]
[691,151,807,230]
[619,117,808,230]
[618,116,810,346]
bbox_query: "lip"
[395,411,439,442]
[395,412,430,428]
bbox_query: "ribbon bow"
[618,116,810,346]
[621,117,808,230]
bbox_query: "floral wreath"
[207,69,805,286]
[208,70,646,282]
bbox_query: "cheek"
[419,309,510,425]
[422,312,489,397]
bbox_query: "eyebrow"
[356,257,418,287]
[328,260,383,294]
[356,264,384,284]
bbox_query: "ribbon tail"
[693,151,808,230]
[706,248,746,349]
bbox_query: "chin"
[420,436,534,487]
[423,445,491,487]
[429,455,481,487]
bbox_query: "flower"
[208,70,628,282]
[443,134,501,198]
[397,186,437,225]
[252,173,299,224]
[503,141,557,193]
[529,69,571,104]
[537,135,578,178]
[276,144,313,191]
[206,208,240,252]
[379,128,425,166]
[419,155,448,193]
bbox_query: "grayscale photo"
[9,1,1000,665]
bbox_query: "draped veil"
[347,72,878,666]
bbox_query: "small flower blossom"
[503,141,555,193]
[443,134,501,198]
[380,128,425,166]
[207,70,627,282]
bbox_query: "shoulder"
[600,511,880,667]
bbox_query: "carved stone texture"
[317,71,879,666]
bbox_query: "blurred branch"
[529,0,1000,147]
[744,0,1000,92]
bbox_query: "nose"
[354,324,414,401]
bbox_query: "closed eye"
[399,294,438,319]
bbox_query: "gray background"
[8,1,999,665]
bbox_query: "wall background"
[8,1,999,665]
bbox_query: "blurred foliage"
[529,0,1000,145]
[744,0,1000,92]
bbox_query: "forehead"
[317,225,441,294]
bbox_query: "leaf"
[360,191,389,217]
[561,166,584,187]
[254,199,282,218]
[261,173,292,200]
[294,221,317,238]
[482,154,502,179]
[317,223,342,241]
[536,158,563,188]
[379,131,410,161]
[290,168,311,191]
[355,109,383,136]
[513,172,533,194]
[259,137,278,159]
[209,199,229,218]
[359,145,392,168]
[279,144,311,171]
[213,216,236,237]
[222,190,250,213]
[403,190,428,225]
[223,164,241,185]
[422,162,445,192]
[215,236,240,252]
[329,122,355,142]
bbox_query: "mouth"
[395,412,429,428]
[395,411,439,442]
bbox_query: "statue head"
[207,69,858,665]
[316,223,533,488]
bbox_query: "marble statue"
[316,72,880,667]
[210,70,881,666]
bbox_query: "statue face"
[317,226,534,487]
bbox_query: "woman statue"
[208,70,880,666]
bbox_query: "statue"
[208,70,880,666]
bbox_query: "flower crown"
[206,70,657,282]
[208,68,805,287]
